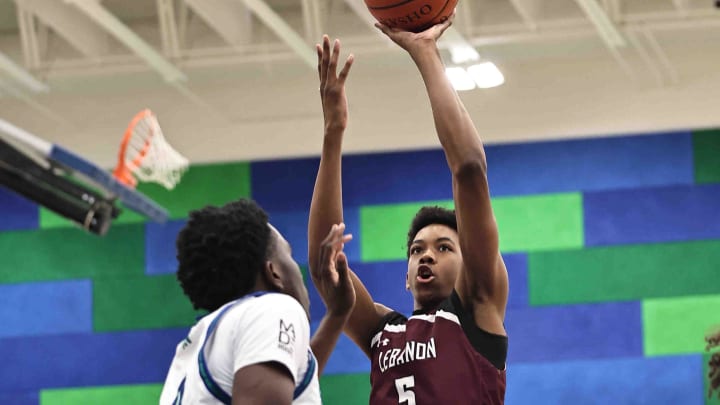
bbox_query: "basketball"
[365,0,458,33]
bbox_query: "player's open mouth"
[416,265,435,283]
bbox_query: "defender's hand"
[313,223,356,317]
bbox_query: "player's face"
[406,224,462,310]
[269,225,310,319]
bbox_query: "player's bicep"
[232,362,294,405]
[345,271,392,358]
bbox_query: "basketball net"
[113,109,188,190]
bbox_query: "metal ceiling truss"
[0,0,718,90]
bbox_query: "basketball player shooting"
[308,13,509,405]
[159,199,355,404]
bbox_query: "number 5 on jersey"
[395,376,415,405]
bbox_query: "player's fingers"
[374,22,392,36]
[321,35,330,82]
[324,223,343,245]
[328,39,341,80]
[320,224,348,265]
[338,54,354,84]
[320,223,341,244]
[335,251,351,286]
[436,13,454,36]
[336,251,348,275]
[316,44,323,84]
[448,10,457,24]
[312,235,330,281]
[330,224,352,251]
[318,224,341,268]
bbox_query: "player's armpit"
[232,361,294,405]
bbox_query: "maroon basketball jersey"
[369,291,507,405]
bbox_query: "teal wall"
[1,129,719,404]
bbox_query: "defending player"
[160,199,354,404]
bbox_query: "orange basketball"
[365,0,458,33]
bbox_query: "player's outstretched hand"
[317,35,354,135]
[313,223,356,318]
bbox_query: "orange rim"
[113,109,156,188]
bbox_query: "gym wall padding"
[0,280,92,338]
[1,130,719,405]
[0,187,37,231]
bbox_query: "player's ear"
[262,260,284,291]
[405,271,410,291]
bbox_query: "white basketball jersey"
[159,292,321,405]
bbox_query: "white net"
[121,110,188,190]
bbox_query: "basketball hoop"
[113,109,188,190]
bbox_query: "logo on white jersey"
[278,319,296,354]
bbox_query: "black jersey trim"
[369,310,407,347]
[370,291,508,370]
[445,290,508,369]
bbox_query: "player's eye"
[410,246,422,255]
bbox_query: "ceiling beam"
[508,0,539,30]
[235,0,316,69]
[17,0,109,58]
[574,0,627,48]
[65,0,187,83]
[625,30,664,86]
[601,0,622,21]
[301,0,323,43]
[16,3,41,70]
[639,27,678,84]
[184,0,253,47]
[0,78,70,126]
[157,0,182,59]
[0,51,48,93]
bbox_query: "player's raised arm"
[375,18,509,323]
[307,36,389,357]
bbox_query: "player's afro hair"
[406,206,457,257]
[176,198,274,312]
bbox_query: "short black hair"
[176,198,274,312]
[406,206,457,257]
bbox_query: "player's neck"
[412,299,443,314]
[250,283,276,295]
